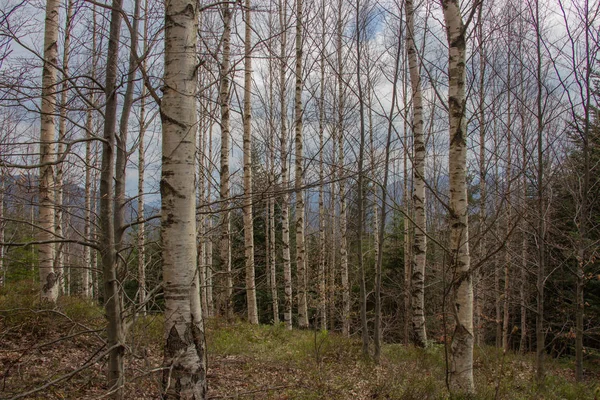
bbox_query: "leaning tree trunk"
[38,0,60,303]
[243,0,259,325]
[160,0,207,395]
[443,0,474,393]
[406,0,427,348]
[294,0,308,329]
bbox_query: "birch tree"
[54,0,74,294]
[38,0,60,302]
[337,0,350,336]
[406,0,427,348]
[243,0,258,325]
[279,0,293,330]
[160,0,207,394]
[442,0,474,392]
[219,2,233,317]
[294,0,309,329]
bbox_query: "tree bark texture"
[38,0,60,303]
[100,0,126,394]
[218,3,233,318]
[294,0,308,329]
[442,0,474,392]
[243,0,258,325]
[160,0,207,395]
[406,0,427,348]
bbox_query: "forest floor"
[1,285,599,399]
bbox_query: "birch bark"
[218,3,233,318]
[243,0,259,325]
[38,0,60,302]
[294,0,308,329]
[161,0,207,394]
[442,0,474,392]
[279,0,292,330]
[406,0,427,348]
[55,0,74,295]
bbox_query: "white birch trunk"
[318,5,327,329]
[337,0,349,337]
[161,0,207,395]
[406,0,427,348]
[475,3,485,346]
[294,0,308,329]
[55,0,73,295]
[137,0,149,314]
[243,0,258,325]
[402,45,412,345]
[38,0,60,302]
[218,4,233,318]
[443,0,474,392]
[279,0,292,330]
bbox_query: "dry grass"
[0,285,598,399]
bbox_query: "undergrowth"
[1,286,598,399]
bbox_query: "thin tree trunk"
[355,0,369,358]
[402,43,412,346]
[198,101,207,317]
[243,0,258,325]
[534,0,546,383]
[115,0,142,260]
[161,0,207,394]
[100,0,126,393]
[279,0,292,330]
[475,2,485,347]
[518,6,528,355]
[265,18,278,323]
[406,0,427,348]
[38,0,60,303]
[374,19,402,363]
[337,0,349,337]
[317,0,327,330]
[83,95,93,298]
[575,0,592,382]
[294,0,308,329]
[82,3,98,299]
[502,41,513,352]
[137,0,148,312]
[443,0,474,392]
[328,168,336,331]
[0,180,4,287]
[218,3,233,318]
[268,57,279,323]
[206,101,215,318]
[55,0,74,295]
